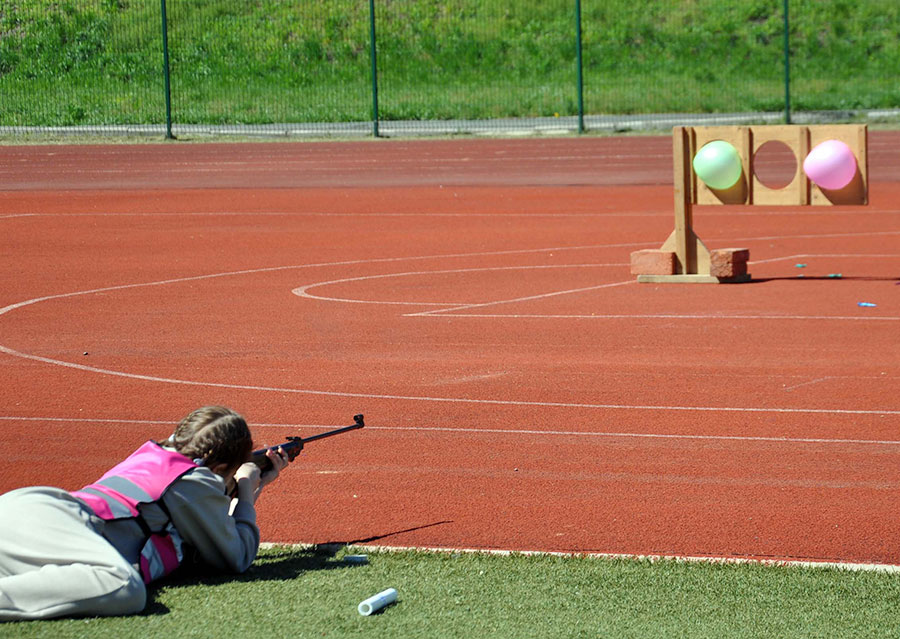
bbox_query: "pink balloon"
[802,140,857,190]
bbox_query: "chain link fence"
[1,0,898,137]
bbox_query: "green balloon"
[692,140,743,190]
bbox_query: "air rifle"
[250,413,365,473]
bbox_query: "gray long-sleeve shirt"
[98,465,259,574]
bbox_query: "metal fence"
[1,0,898,138]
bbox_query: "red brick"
[630,249,676,275]
[710,248,750,278]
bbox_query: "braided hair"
[164,406,253,471]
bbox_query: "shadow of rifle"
[143,520,452,615]
[315,519,454,556]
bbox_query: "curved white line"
[1,246,898,416]
[290,263,898,320]
[0,246,625,318]
[0,345,897,416]
[291,263,620,306]
[431,262,899,315]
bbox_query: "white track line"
[752,253,900,264]
[410,280,636,317]
[284,542,900,574]
[2,416,898,446]
[425,313,900,320]
[297,271,900,321]
[0,247,633,319]
[7,412,896,567]
[3,208,899,220]
[293,266,638,313]
[1,211,669,220]
[782,376,833,392]
[362,425,900,446]
[740,229,900,242]
[8,344,898,415]
[2,245,898,414]
[291,263,626,307]
[293,263,899,320]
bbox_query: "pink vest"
[72,441,198,584]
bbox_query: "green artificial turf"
[3,546,898,638]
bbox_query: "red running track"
[1,134,899,566]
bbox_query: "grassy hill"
[1,0,898,126]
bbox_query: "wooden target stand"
[633,124,868,283]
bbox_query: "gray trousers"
[0,486,146,621]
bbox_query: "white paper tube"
[357,588,398,616]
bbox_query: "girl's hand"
[234,462,262,502]
[259,446,290,490]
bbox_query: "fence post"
[368,0,380,137]
[159,0,174,139]
[782,0,791,124]
[575,0,585,133]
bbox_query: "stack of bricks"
[629,247,750,279]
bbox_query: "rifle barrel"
[250,414,365,466]
[300,418,365,444]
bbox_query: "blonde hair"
[164,406,253,470]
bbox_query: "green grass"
[2,0,900,127]
[2,546,898,638]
